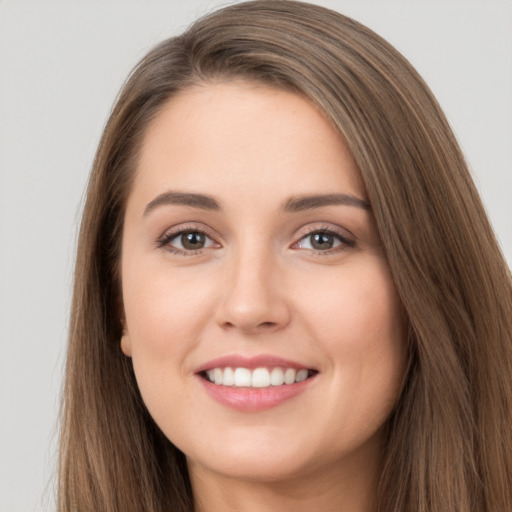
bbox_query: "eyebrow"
[144,191,221,216]
[283,193,371,212]
[143,190,371,216]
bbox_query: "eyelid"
[156,223,221,254]
[291,223,356,253]
[155,222,355,256]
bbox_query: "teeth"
[213,368,223,385]
[234,368,252,387]
[270,367,284,386]
[295,369,308,382]
[284,368,296,385]
[252,368,270,388]
[223,367,234,386]
[204,367,313,388]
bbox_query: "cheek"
[121,265,220,425]
[122,263,216,358]
[299,259,406,415]
[303,261,404,350]
[121,268,213,426]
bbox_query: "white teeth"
[223,367,235,386]
[234,367,252,387]
[213,368,223,385]
[295,369,308,382]
[270,367,284,386]
[252,368,270,388]
[204,367,312,387]
[284,368,296,385]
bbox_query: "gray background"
[0,1,510,510]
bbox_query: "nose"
[215,248,291,334]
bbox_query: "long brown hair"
[58,1,512,510]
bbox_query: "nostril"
[221,320,279,334]
[215,292,291,333]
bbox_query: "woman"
[58,1,512,511]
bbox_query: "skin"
[120,81,407,512]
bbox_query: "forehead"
[131,81,365,211]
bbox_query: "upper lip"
[194,354,316,374]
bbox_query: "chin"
[187,449,317,484]
[182,421,385,489]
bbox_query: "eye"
[157,228,219,254]
[293,229,355,252]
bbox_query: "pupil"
[311,233,333,250]
[182,232,205,250]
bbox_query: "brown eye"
[294,229,355,253]
[181,232,206,250]
[310,233,335,250]
[158,229,218,253]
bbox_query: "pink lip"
[194,354,314,373]
[194,354,317,412]
[198,377,314,411]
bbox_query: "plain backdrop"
[0,1,511,510]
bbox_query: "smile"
[195,355,318,411]
[203,367,315,388]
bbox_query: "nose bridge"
[216,237,290,332]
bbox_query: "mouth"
[200,367,318,388]
[194,355,318,411]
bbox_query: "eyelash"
[156,224,218,255]
[156,224,356,256]
[293,225,356,255]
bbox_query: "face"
[121,81,406,486]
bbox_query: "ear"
[121,332,132,357]
[120,317,132,357]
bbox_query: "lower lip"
[197,376,314,411]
